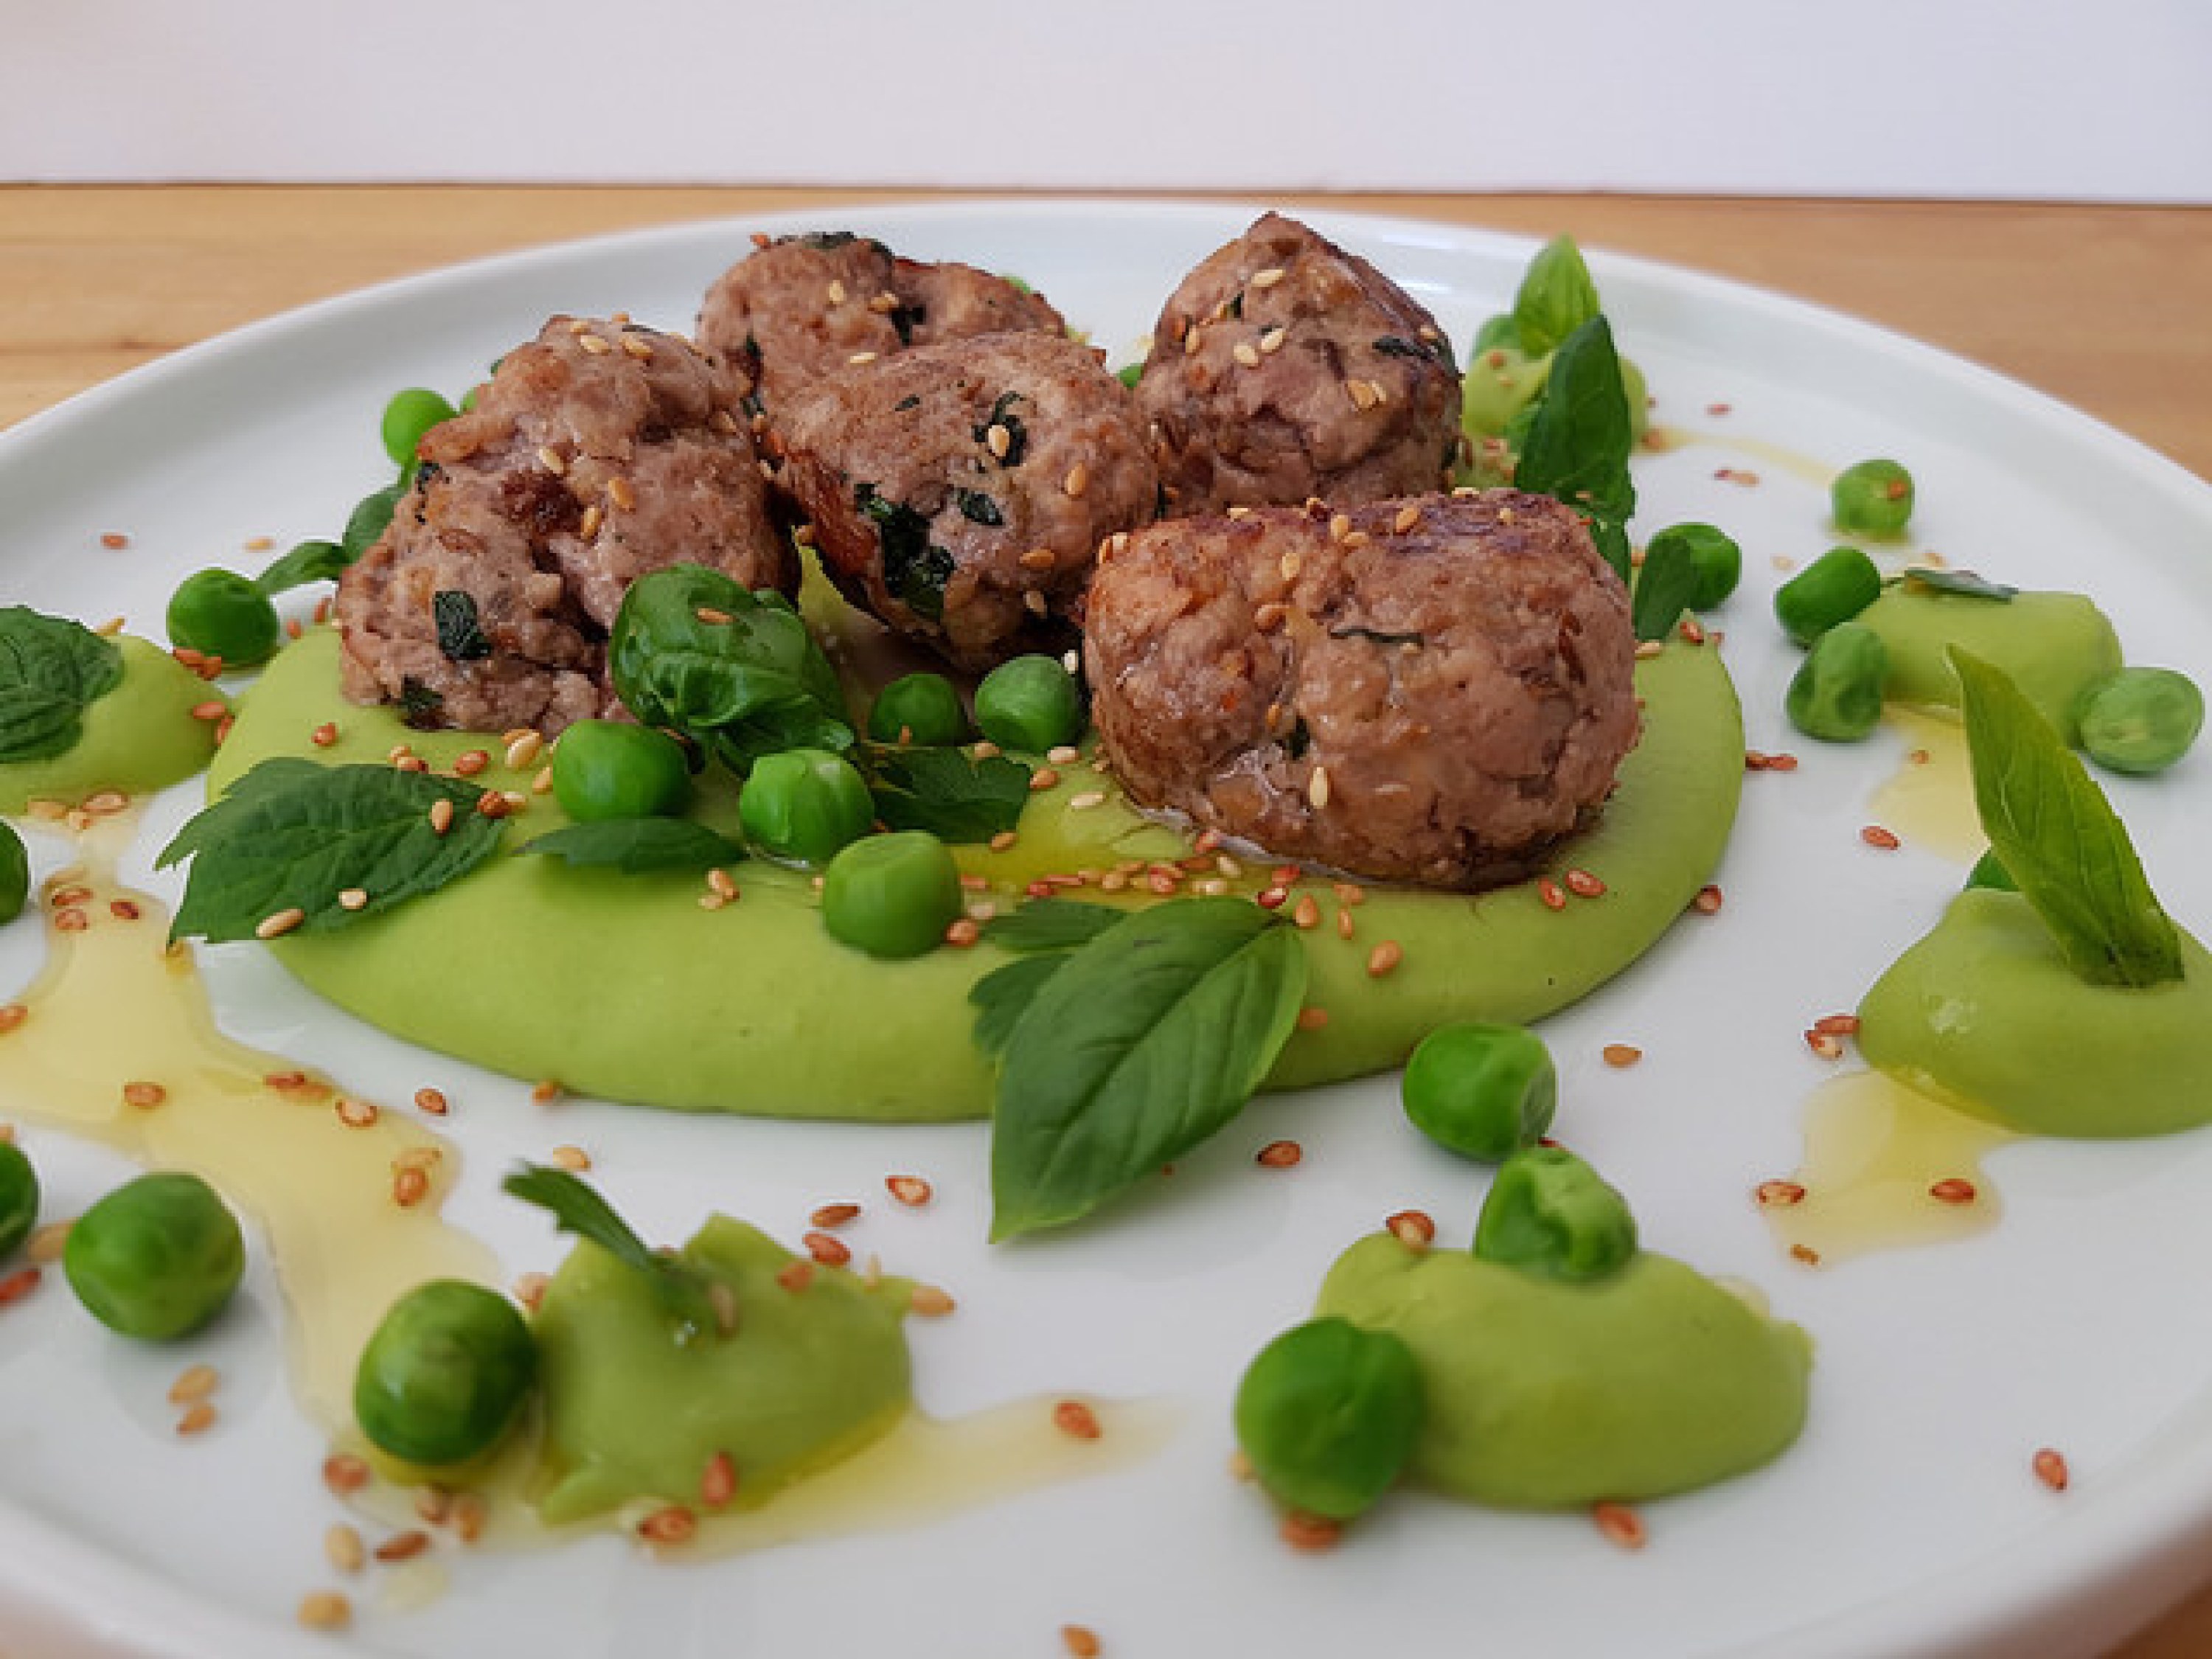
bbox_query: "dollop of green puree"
[1859,586,2119,735]
[1316,1234,1810,1506]
[532,1215,911,1523]
[212,629,1742,1119]
[1858,888,2212,1137]
[0,639,223,813]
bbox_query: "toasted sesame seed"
[549,1144,591,1172]
[1928,1177,1978,1206]
[1250,265,1286,290]
[987,422,1012,459]
[428,798,455,836]
[375,1529,431,1563]
[1024,590,1049,616]
[296,1590,352,1631]
[413,1086,450,1116]
[1601,1044,1643,1068]
[1756,1179,1807,1208]
[512,1271,550,1313]
[620,334,654,361]
[323,1453,372,1496]
[392,1166,431,1208]
[1232,340,1262,369]
[846,350,879,367]
[1692,883,1725,915]
[27,1221,69,1264]
[1635,639,1666,660]
[1279,1512,1343,1551]
[1307,767,1331,810]
[700,1450,740,1509]
[175,1401,218,1436]
[122,1080,167,1110]
[1565,869,1607,898]
[1062,462,1091,499]
[1289,893,1321,931]
[334,1096,378,1129]
[2034,1447,2070,1492]
[1053,1399,1103,1440]
[1259,326,1287,355]
[1256,1139,1303,1169]
[909,1284,956,1317]
[1386,1208,1435,1250]
[776,1259,815,1294]
[256,908,307,940]
[453,748,490,778]
[1790,1242,1823,1266]
[577,331,612,355]
[1812,1013,1860,1036]
[1805,1030,1845,1062]
[1392,504,1422,535]
[1020,546,1057,571]
[1593,1501,1646,1550]
[1066,789,1109,813]
[52,906,87,933]
[0,1006,24,1035]
[804,1230,852,1267]
[324,1522,366,1573]
[1861,824,1902,850]
[1030,768,1061,792]
[607,476,638,511]
[1295,1006,1329,1031]
[1361,940,1402,978]
[0,1265,40,1307]
[536,445,568,476]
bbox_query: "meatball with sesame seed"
[335,315,786,736]
[1135,212,1464,518]
[1082,489,1640,889]
[771,330,1158,672]
[696,231,1068,421]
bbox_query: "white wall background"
[4,0,2208,200]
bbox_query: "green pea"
[974,655,1084,753]
[2074,668,2204,775]
[1646,523,1741,610]
[867,672,969,747]
[821,830,963,959]
[380,388,459,470]
[552,720,692,822]
[739,747,874,865]
[1774,546,1882,647]
[1474,1145,1638,1283]
[1832,458,1914,537]
[65,1172,244,1340]
[354,1279,536,1467]
[0,820,27,926]
[1785,619,1889,742]
[165,568,282,668]
[1402,1022,1556,1162]
[0,1141,38,1259]
[1234,1317,1424,1522]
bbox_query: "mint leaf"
[981,897,1126,953]
[970,953,1073,1060]
[522,818,747,874]
[1902,567,2017,602]
[1953,648,2182,987]
[0,607,125,765]
[1514,316,1636,531]
[989,898,1307,1239]
[502,1164,721,1340]
[254,538,348,597]
[864,742,1032,842]
[1630,533,1700,643]
[157,757,504,942]
[1511,235,1602,359]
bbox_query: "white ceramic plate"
[4,202,2212,1659]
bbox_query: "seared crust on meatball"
[773,330,1158,672]
[1136,212,1463,518]
[1084,490,1639,888]
[696,232,1067,418]
[335,315,788,736]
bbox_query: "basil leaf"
[984,897,1127,953]
[1513,316,1635,529]
[0,607,125,765]
[254,538,349,597]
[341,482,405,561]
[502,1164,720,1340]
[523,818,747,874]
[1472,313,1522,354]
[1953,648,2182,987]
[1630,533,1700,642]
[157,757,504,943]
[1511,235,1602,360]
[989,898,1308,1239]
[1902,567,2018,602]
[609,566,851,773]
[970,952,1074,1060]
[864,743,1032,842]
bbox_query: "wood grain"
[4,186,2212,1657]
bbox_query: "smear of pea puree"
[0,638,223,813]
[209,627,1742,1121]
[1316,1234,1811,1506]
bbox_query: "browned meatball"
[695,232,1067,418]
[1084,490,1640,889]
[772,330,1158,672]
[1135,212,1464,518]
[335,315,788,736]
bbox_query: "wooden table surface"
[5,186,2212,1657]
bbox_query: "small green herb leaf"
[1510,235,1602,360]
[1513,316,1636,532]
[983,897,1127,953]
[970,952,1074,1059]
[434,590,493,661]
[0,607,125,765]
[1630,532,1700,642]
[254,539,349,597]
[989,898,1308,1239]
[857,484,956,622]
[156,758,505,942]
[341,483,405,562]
[1902,567,2018,602]
[609,566,852,773]
[955,490,1004,527]
[863,743,1032,842]
[1954,648,2182,987]
[522,818,748,874]
[501,1164,720,1340]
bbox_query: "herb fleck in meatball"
[1083,490,1639,888]
[335,316,787,736]
[771,330,1157,672]
[1136,212,1463,518]
[696,231,1067,420]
